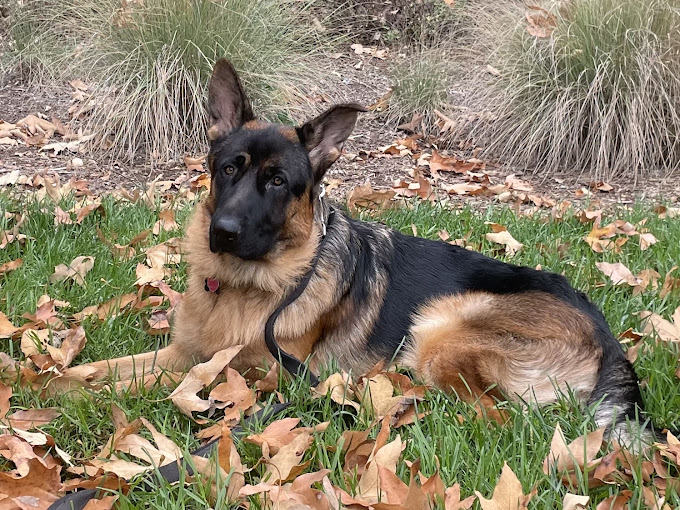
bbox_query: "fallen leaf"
[82,495,119,510]
[475,462,535,510]
[4,409,61,429]
[263,431,313,483]
[0,258,22,276]
[660,266,680,298]
[49,256,94,286]
[0,311,19,338]
[486,230,523,257]
[20,329,51,357]
[639,232,658,251]
[543,424,604,486]
[525,5,557,38]
[217,424,245,501]
[168,346,243,418]
[595,262,642,287]
[134,263,172,286]
[0,458,62,510]
[639,307,680,342]
[563,493,590,510]
[45,326,87,368]
[184,155,205,172]
[347,182,399,213]
[595,490,632,510]
[312,372,361,411]
[152,210,179,235]
[445,483,476,510]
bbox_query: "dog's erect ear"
[207,58,255,141]
[296,104,367,182]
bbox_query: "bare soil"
[2,52,679,208]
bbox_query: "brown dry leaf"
[525,5,557,38]
[168,346,243,418]
[543,424,604,486]
[312,372,361,411]
[441,182,484,196]
[660,266,680,298]
[184,155,205,172]
[4,409,61,430]
[397,113,424,133]
[357,433,404,502]
[347,182,399,214]
[263,431,313,484]
[595,490,632,510]
[635,269,661,296]
[0,258,22,276]
[134,263,172,286]
[49,256,94,286]
[595,262,642,287]
[475,462,535,510]
[145,241,182,268]
[486,230,523,257]
[189,173,211,191]
[429,151,482,176]
[217,424,245,501]
[505,174,533,192]
[576,209,603,224]
[584,224,626,253]
[0,382,10,417]
[82,495,119,510]
[45,326,87,368]
[152,210,179,235]
[639,232,658,251]
[563,493,590,510]
[445,483,476,510]
[254,363,280,393]
[146,311,170,336]
[0,311,19,338]
[54,206,74,226]
[639,307,680,342]
[654,205,680,219]
[20,329,51,357]
[208,367,256,422]
[0,458,62,510]
[22,299,63,330]
[0,435,50,476]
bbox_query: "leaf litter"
[1,175,679,508]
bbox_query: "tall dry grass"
[474,0,680,180]
[9,0,327,161]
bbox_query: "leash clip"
[318,183,327,237]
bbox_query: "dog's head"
[205,58,365,260]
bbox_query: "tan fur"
[402,291,602,404]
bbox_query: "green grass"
[1,192,679,508]
[475,0,680,180]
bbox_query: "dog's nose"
[213,216,241,242]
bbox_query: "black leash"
[264,210,334,388]
[48,205,332,509]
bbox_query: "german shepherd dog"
[81,59,660,445]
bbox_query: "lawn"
[1,187,679,509]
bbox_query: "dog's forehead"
[211,124,307,169]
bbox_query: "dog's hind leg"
[66,344,194,384]
[404,291,604,407]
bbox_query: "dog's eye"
[272,176,284,186]
[224,165,235,175]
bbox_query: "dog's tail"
[588,340,676,449]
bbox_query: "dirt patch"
[2,54,679,208]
